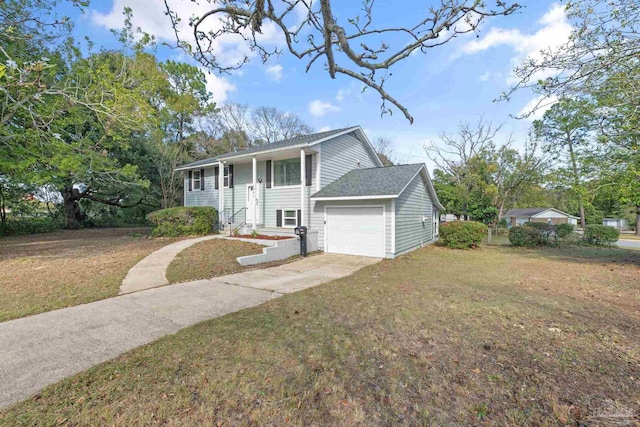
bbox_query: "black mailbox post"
[294,226,307,257]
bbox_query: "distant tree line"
[429,0,639,234]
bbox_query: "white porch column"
[218,162,224,220]
[252,156,257,230]
[300,148,305,227]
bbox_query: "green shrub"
[146,206,218,237]
[583,224,619,246]
[524,222,555,245]
[508,226,541,247]
[555,223,575,239]
[1,217,62,236]
[439,221,487,249]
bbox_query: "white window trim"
[282,209,298,228]
[271,158,302,188]
[192,170,201,191]
[223,166,230,188]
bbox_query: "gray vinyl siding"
[313,199,393,258]
[394,173,434,255]
[319,132,380,187]
[183,167,219,208]
[223,162,252,215]
[219,155,318,228]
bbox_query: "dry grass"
[0,228,178,321]
[2,245,640,426]
[166,238,307,283]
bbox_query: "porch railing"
[217,208,232,231]
[228,207,246,224]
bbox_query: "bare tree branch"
[163,0,520,124]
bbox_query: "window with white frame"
[273,158,300,187]
[192,170,201,190]
[223,166,230,188]
[283,209,297,227]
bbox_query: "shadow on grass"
[495,244,640,268]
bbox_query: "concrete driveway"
[617,239,640,249]
[0,254,378,410]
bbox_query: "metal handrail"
[217,208,232,231]
[227,207,247,226]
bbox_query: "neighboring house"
[441,214,459,222]
[603,218,628,230]
[175,126,444,258]
[504,208,579,227]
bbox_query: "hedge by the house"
[439,221,487,249]
[509,226,541,247]
[509,223,577,247]
[583,224,619,246]
[524,222,555,245]
[555,223,575,239]
[146,206,218,237]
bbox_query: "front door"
[246,183,259,224]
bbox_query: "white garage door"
[325,206,384,258]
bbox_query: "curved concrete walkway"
[120,235,281,294]
[0,254,379,409]
[120,235,221,294]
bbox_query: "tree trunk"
[566,131,586,228]
[636,205,640,236]
[0,182,6,233]
[61,186,82,230]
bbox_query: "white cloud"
[319,126,332,132]
[336,88,350,102]
[201,68,236,103]
[308,100,340,117]
[517,94,559,121]
[478,71,492,81]
[459,3,572,83]
[265,64,283,81]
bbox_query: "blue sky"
[63,1,571,169]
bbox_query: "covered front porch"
[216,145,318,231]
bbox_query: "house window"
[273,158,300,187]
[283,209,297,228]
[192,171,201,191]
[223,166,230,188]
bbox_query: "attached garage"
[312,163,444,259]
[325,206,385,258]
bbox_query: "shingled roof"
[312,164,424,198]
[505,208,548,217]
[176,156,221,170]
[217,128,352,159]
[175,127,355,170]
[505,207,578,218]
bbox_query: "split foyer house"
[175,126,444,258]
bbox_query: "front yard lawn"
[166,238,303,283]
[0,228,179,321]
[2,245,639,425]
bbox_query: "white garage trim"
[324,204,385,258]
